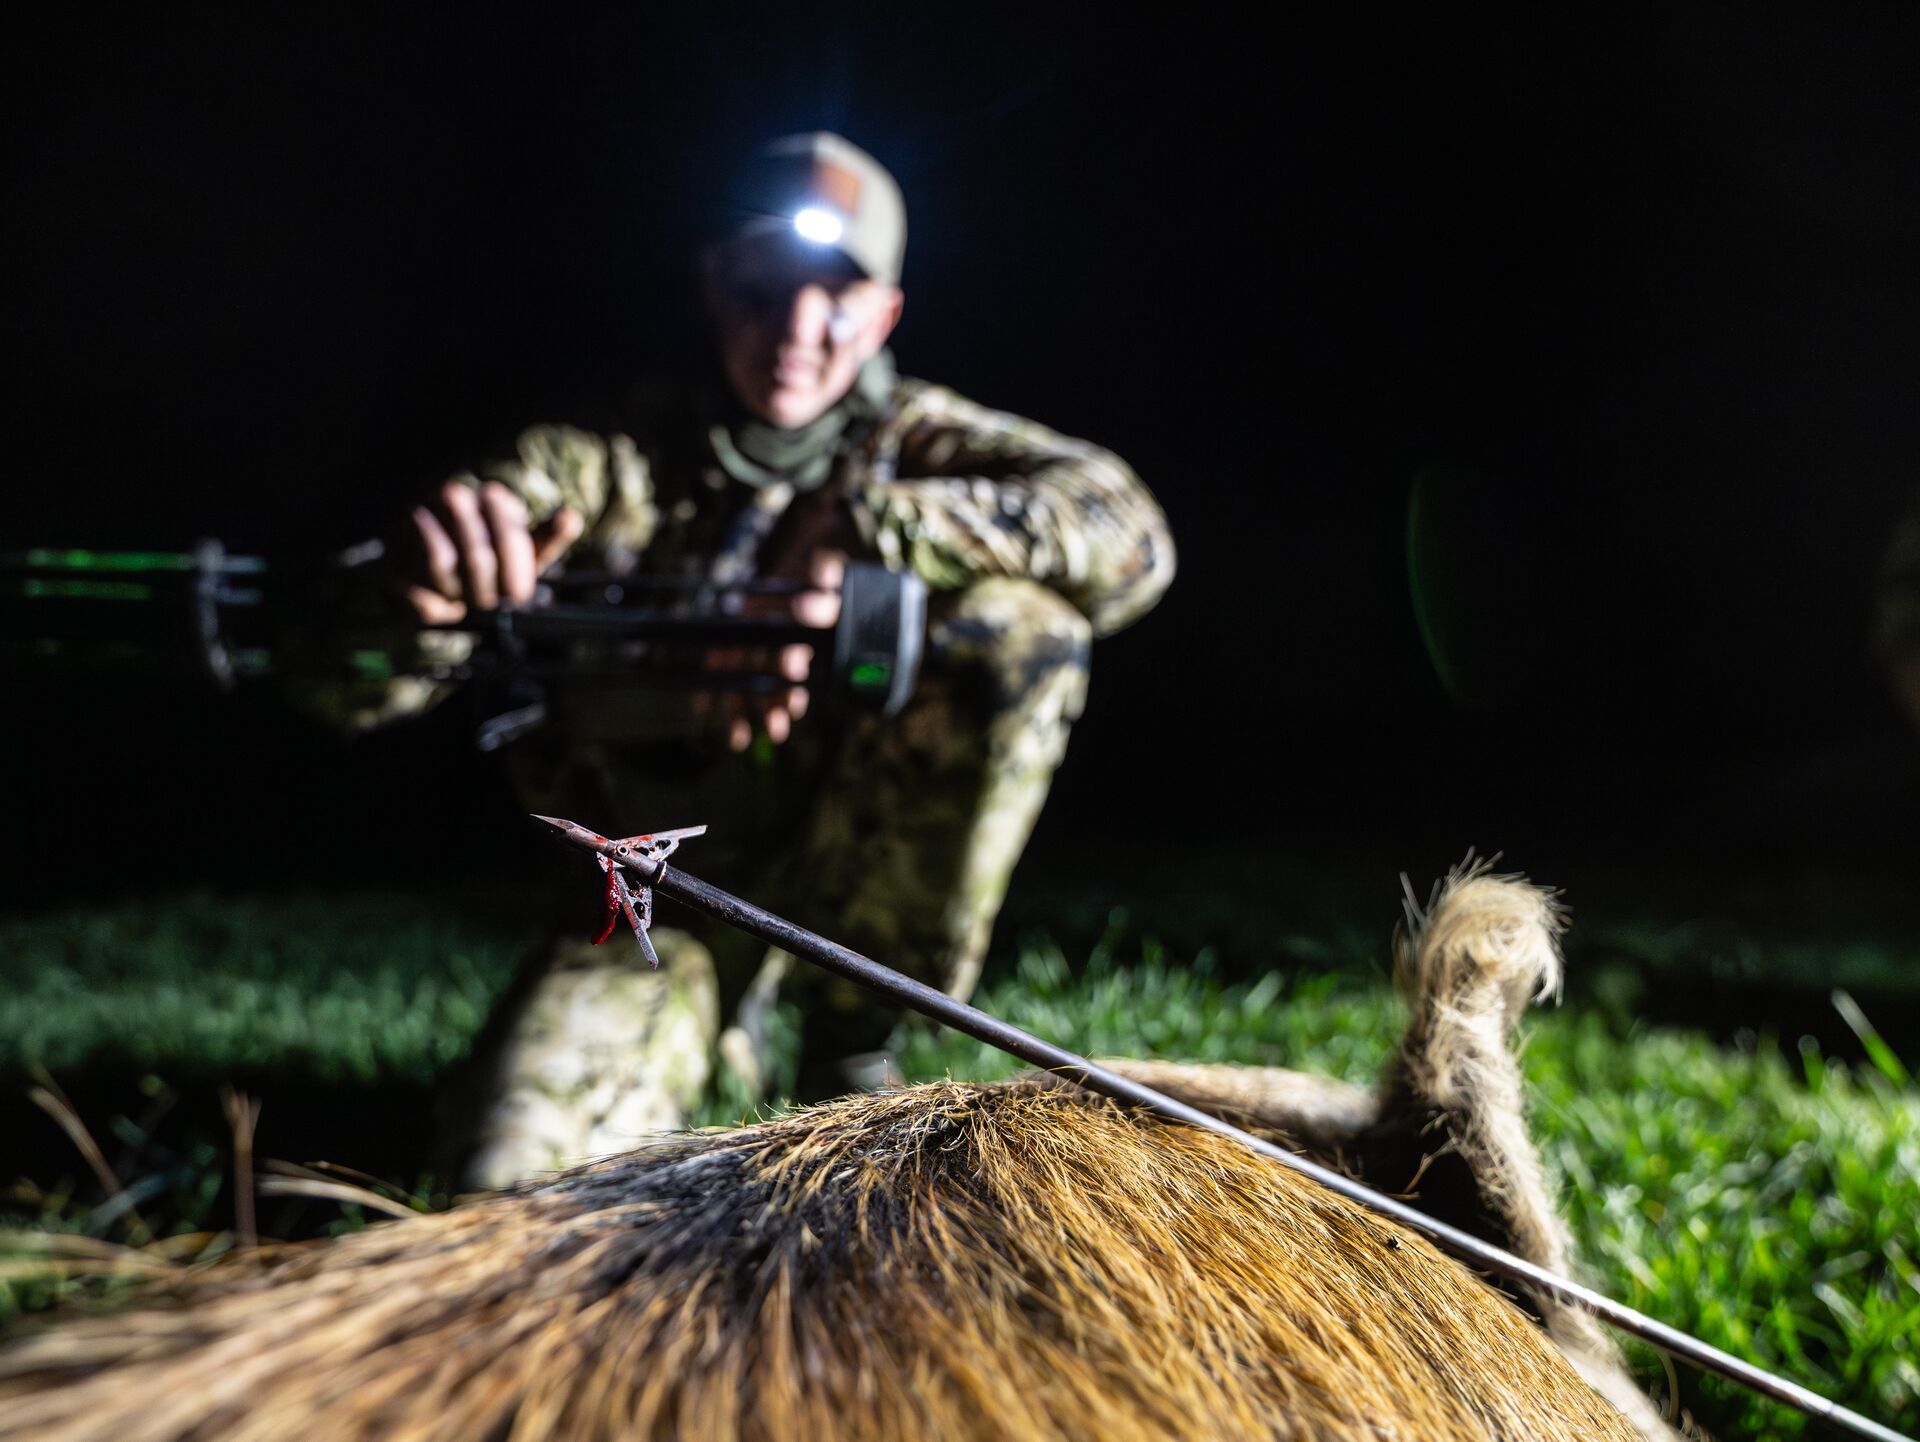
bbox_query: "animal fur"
[0,866,1670,1442]
[1384,869,1674,1433]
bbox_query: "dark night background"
[9,5,1918,921]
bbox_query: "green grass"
[0,893,530,1083]
[1,895,1915,1437]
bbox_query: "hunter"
[299,133,1174,1185]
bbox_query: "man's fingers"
[707,682,806,749]
[794,549,844,629]
[532,506,585,574]
[482,482,537,604]
[411,484,566,615]
[410,505,463,601]
[405,585,468,625]
[779,643,812,684]
[808,549,846,592]
[793,589,840,629]
[439,481,499,611]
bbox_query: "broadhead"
[533,815,705,879]
[609,824,709,847]
[530,814,610,852]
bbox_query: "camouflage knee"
[928,576,1093,734]
[925,579,1091,998]
[781,579,1092,1037]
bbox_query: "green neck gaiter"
[709,350,896,491]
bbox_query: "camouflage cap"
[727,132,907,286]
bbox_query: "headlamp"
[792,206,844,245]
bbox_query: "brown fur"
[1384,871,1678,1434]
[0,867,1665,1441]
[1,1078,1640,1442]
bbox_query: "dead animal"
[0,867,1676,1441]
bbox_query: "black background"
[10,5,1919,902]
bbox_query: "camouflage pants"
[509,575,1093,1058]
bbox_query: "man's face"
[704,236,904,429]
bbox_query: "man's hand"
[696,497,856,752]
[700,548,844,752]
[401,479,584,624]
[399,476,847,753]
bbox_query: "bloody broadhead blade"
[535,815,707,969]
[533,815,707,868]
[532,814,611,850]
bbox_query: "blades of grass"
[0,1259,170,1284]
[0,1231,178,1275]
[84,1172,171,1235]
[1830,990,1912,1089]
[26,1072,151,1246]
[254,1176,419,1221]
[279,1159,418,1203]
[220,1086,261,1252]
[143,1231,225,1261]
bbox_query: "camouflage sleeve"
[280,424,657,733]
[480,423,657,572]
[849,384,1175,637]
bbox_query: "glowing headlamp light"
[792,206,844,245]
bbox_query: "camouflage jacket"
[300,373,1175,731]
